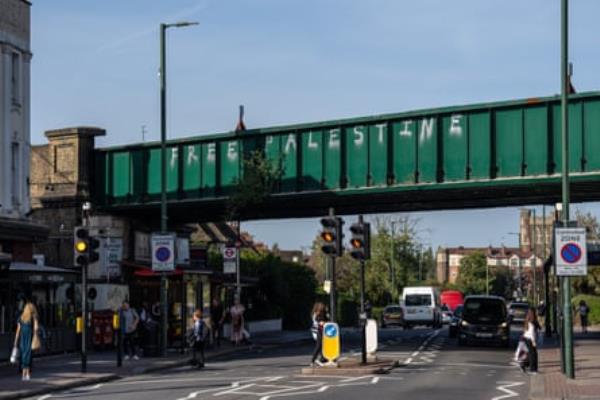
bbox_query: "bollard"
[114,311,123,367]
[76,316,83,334]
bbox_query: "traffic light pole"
[81,261,87,373]
[330,255,337,323]
[360,258,367,365]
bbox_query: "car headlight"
[461,320,469,327]
[499,322,508,328]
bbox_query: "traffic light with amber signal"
[74,227,90,267]
[349,221,370,260]
[320,216,343,256]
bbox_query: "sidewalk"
[529,325,600,400]
[0,330,310,400]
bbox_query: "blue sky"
[30,1,600,250]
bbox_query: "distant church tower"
[0,0,31,218]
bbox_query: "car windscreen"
[454,305,464,318]
[405,294,432,307]
[463,299,506,324]
[385,307,402,313]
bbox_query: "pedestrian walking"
[577,300,590,334]
[310,302,327,367]
[210,297,224,348]
[13,302,40,381]
[121,301,140,360]
[522,308,541,374]
[229,297,246,346]
[189,309,206,368]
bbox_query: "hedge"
[572,294,600,326]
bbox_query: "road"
[28,326,530,400]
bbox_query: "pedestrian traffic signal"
[349,221,370,260]
[320,216,343,256]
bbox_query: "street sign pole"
[560,0,574,380]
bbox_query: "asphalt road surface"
[28,326,530,400]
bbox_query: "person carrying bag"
[13,302,39,381]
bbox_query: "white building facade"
[0,0,31,218]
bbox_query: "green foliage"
[338,295,359,327]
[242,253,317,329]
[574,210,600,295]
[371,306,384,324]
[227,150,283,220]
[308,215,435,307]
[572,294,600,326]
[455,252,513,297]
[456,252,488,295]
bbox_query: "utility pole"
[560,0,574,379]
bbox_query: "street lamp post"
[159,21,198,357]
[560,0,574,379]
[390,221,396,301]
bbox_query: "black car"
[448,304,463,338]
[508,302,529,324]
[458,296,510,347]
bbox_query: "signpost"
[555,227,587,276]
[223,246,237,274]
[321,322,340,365]
[152,233,175,272]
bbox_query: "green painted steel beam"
[93,91,600,222]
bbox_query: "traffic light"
[349,221,370,260]
[74,226,90,267]
[89,236,100,264]
[320,217,343,256]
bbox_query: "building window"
[11,52,20,105]
[11,142,20,204]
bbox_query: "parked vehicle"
[381,305,405,328]
[458,295,510,347]
[440,290,464,312]
[401,286,442,328]
[448,304,464,338]
[441,304,453,324]
[508,302,529,324]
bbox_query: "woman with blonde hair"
[13,302,40,380]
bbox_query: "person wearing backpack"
[578,300,591,334]
[190,309,206,368]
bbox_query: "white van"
[401,286,442,328]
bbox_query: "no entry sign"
[555,227,587,276]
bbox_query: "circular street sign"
[155,246,171,262]
[224,248,235,258]
[560,243,582,264]
[324,324,338,338]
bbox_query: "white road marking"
[371,377,379,384]
[492,381,525,400]
[175,386,231,400]
[266,376,284,382]
[214,383,255,396]
[36,396,52,400]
